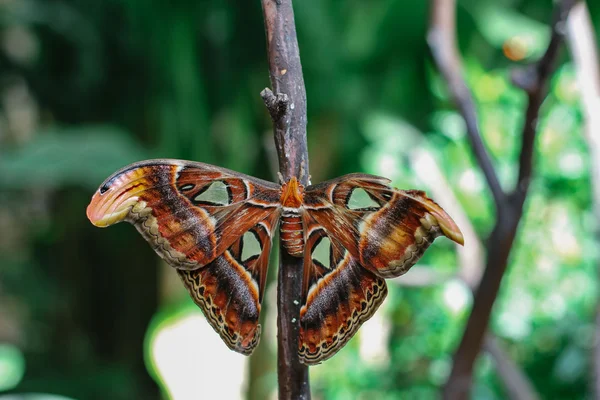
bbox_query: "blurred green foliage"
[0,0,598,399]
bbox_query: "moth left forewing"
[166,166,282,265]
[298,214,387,365]
[87,159,281,270]
[178,211,280,355]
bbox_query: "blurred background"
[0,0,599,399]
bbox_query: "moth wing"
[178,211,279,354]
[303,173,463,279]
[87,159,282,270]
[298,212,387,365]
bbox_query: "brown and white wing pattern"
[297,173,463,364]
[178,211,279,354]
[88,161,464,363]
[87,159,281,270]
[298,216,387,365]
[303,173,464,279]
[87,159,282,355]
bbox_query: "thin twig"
[427,0,506,210]
[564,2,600,397]
[512,0,577,202]
[260,0,311,399]
[428,0,577,398]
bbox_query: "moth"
[87,159,463,365]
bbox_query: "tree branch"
[427,0,506,210]
[428,1,576,398]
[512,0,578,202]
[260,0,311,399]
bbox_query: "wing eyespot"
[381,192,392,201]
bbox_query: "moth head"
[280,176,304,208]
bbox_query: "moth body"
[280,177,305,257]
[281,208,304,256]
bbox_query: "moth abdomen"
[281,209,304,257]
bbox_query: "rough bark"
[260,0,311,399]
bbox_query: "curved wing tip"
[86,194,105,227]
[86,209,112,227]
[86,190,130,227]
[445,227,465,246]
[434,214,464,246]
